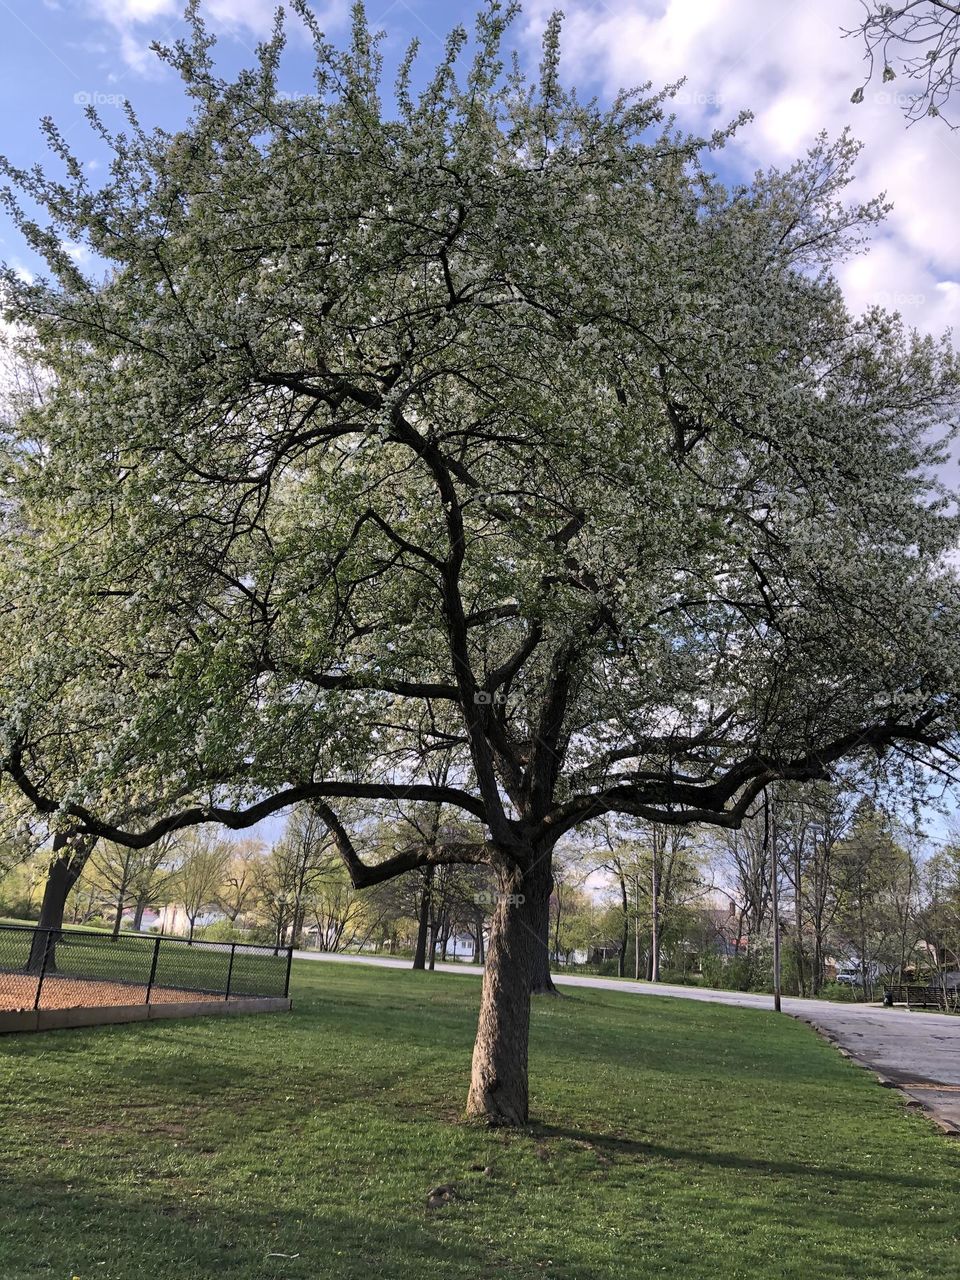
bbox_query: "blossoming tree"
[2,2,960,1124]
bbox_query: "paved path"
[294,951,960,1133]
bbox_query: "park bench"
[885,984,959,1011]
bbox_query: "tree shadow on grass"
[534,1122,954,1193]
[0,1177,503,1280]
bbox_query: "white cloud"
[838,240,960,333]
[96,0,174,19]
[9,261,34,285]
[92,0,288,24]
[522,0,960,340]
[88,0,346,73]
[61,240,95,267]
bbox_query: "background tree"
[1,4,959,1125]
[373,770,473,972]
[0,848,47,921]
[775,785,857,995]
[173,831,230,942]
[599,824,705,980]
[258,805,337,948]
[215,837,264,924]
[88,832,179,937]
[920,839,960,998]
[304,858,374,951]
[551,884,607,964]
[721,818,773,985]
[834,802,919,998]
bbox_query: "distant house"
[586,940,622,964]
[119,907,162,933]
[699,904,747,959]
[154,903,221,936]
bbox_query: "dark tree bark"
[111,895,126,940]
[413,870,432,970]
[617,864,629,978]
[132,894,148,932]
[650,846,661,983]
[528,868,558,995]
[428,902,439,971]
[27,835,89,973]
[291,901,307,950]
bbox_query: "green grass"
[1,962,958,1280]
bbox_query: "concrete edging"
[793,1013,960,1138]
[0,996,292,1035]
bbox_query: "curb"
[0,995,292,1036]
[793,1013,960,1138]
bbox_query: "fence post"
[33,928,52,1011]
[225,943,236,1002]
[145,936,161,1005]
[284,946,294,998]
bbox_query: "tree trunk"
[650,854,661,983]
[634,877,642,980]
[794,842,806,996]
[527,870,557,995]
[812,933,824,996]
[111,893,125,940]
[28,847,83,974]
[466,865,538,1126]
[413,875,431,969]
[428,907,438,971]
[617,867,628,978]
[858,893,870,1002]
[132,895,148,932]
[291,902,306,951]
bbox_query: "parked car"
[834,960,880,986]
[835,970,862,986]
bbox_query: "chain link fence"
[0,924,293,1012]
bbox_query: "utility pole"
[766,790,782,1013]
[650,829,661,983]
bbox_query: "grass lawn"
[1,963,958,1280]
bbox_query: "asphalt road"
[293,950,960,1133]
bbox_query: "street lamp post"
[804,821,825,996]
[766,791,782,1013]
[771,822,781,1013]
